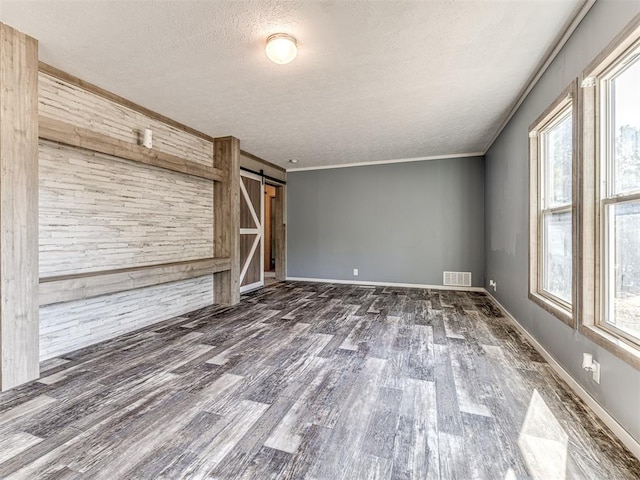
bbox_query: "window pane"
[542,211,572,303]
[543,113,572,208]
[605,200,640,340]
[611,56,640,195]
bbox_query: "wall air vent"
[443,271,472,287]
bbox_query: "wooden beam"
[39,116,224,182]
[213,136,241,305]
[240,149,286,173]
[0,23,40,390]
[39,62,217,144]
[39,257,230,306]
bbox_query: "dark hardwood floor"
[0,281,638,479]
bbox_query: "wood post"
[0,23,40,390]
[213,136,241,305]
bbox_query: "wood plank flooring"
[0,281,639,479]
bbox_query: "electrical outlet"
[591,360,601,384]
[582,353,601,384]
[489,280,497,292]
[353,268,359,276]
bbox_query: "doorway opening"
[264,184,277,285]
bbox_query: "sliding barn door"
[239,171,264,292]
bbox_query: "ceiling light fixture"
[266,33,298,65]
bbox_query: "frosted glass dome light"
[266,34,298,65]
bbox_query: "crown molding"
[286,151,483,172]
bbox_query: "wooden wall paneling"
[38,70,215,167]
[39,141,214,276]
[36,64,224,363]
[275,185,287,281]
[0,23,40,390]
[39,116,223,182]
[39,257,230,306]
[213,137,241,305]
[39,276,214,360]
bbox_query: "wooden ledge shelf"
[39,116,224,182]
[39,257,231,306]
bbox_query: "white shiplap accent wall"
[38,72,219,360]
[39,141,214,277]
[39,72,214,168]
[39,276,214,360]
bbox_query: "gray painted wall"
[485,1,640,442]
[287,157,484,287]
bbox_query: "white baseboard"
[285,276,485,292]
[485,291,640,460]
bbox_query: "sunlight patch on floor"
[518,389,568,480]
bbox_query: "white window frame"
[529,82,578,327]
[580,16,640,368]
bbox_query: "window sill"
[579,324,640,371]
[528,291,574,328]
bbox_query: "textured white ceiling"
[0,0,582,169]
